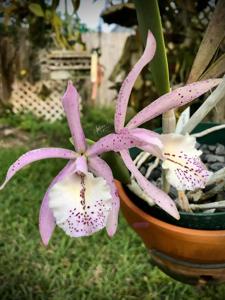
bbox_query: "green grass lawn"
[1,114,225,299]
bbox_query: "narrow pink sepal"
[88,156,120,237]
[87,129,161,157]
[114,31,156,132]
[0,148,77,190]
[128,128,164,158]
[39,160,76,246]
[120,150,180,220]
[127,79,222,129]
[62,81,86,152]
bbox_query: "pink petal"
[127,79,222,129]
[128,128,164,158]
[86,129,162,157]
[0,148,77,189]
[39,160,76,246]
[74,155,88,175]
[120,150,180,220]
[114,31,156,132]
[62,81,86,152]
[88,156,120,237]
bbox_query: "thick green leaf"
[133,0,170,95]
[52,11,62,27]
[188,0,225,82]
[101,152,131,184]
[28,3,44,18]
[200,53,225,80]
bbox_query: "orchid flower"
[88,31,221,219]
[0,79,172,245]
[0,83,120,245]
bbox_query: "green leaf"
[188,0,225,82]
[71,0,81,12]
[45,9,52,22]
[28,3,44,17]
[52,11,62,27]
[69,138,95,147]
[51,0,60,10]
[133,0,170,95]
[101,152,131,184]
[200,53,225,80]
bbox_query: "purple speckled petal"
[88,156,120,237]
[128,128,164,158]
[164,157,211,191]
[120,150,180,220]
[62,81,86,152]
[39,160,76,246]
[0,148,77,189]
[127,79,222,129]
[114,31,156,132]
[87,129,162,157]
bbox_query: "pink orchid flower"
[88,31,221,220]
[0,80,167,245]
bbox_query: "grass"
[1,113,225,299]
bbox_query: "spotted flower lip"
[160,134,212,191]
[106,31,221,219]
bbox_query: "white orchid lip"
[160,133,212,191]
[49,171,113,237]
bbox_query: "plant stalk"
[134,0,176,193]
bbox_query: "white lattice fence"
[10,81,67,122]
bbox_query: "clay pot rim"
[116,180,225,237]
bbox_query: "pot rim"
[116,180,225,236]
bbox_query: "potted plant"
[115,0,225,285]
[116,120,225,285]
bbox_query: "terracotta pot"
[116,181,225,285]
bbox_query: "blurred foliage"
[158,0,208,84]
[82,105,115,141]
[0,0,88,106]
[109,0,225,113]
[0,0,85,49]
[187,0,225,82]
[0,105,115,145]
[159,0,225,85]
